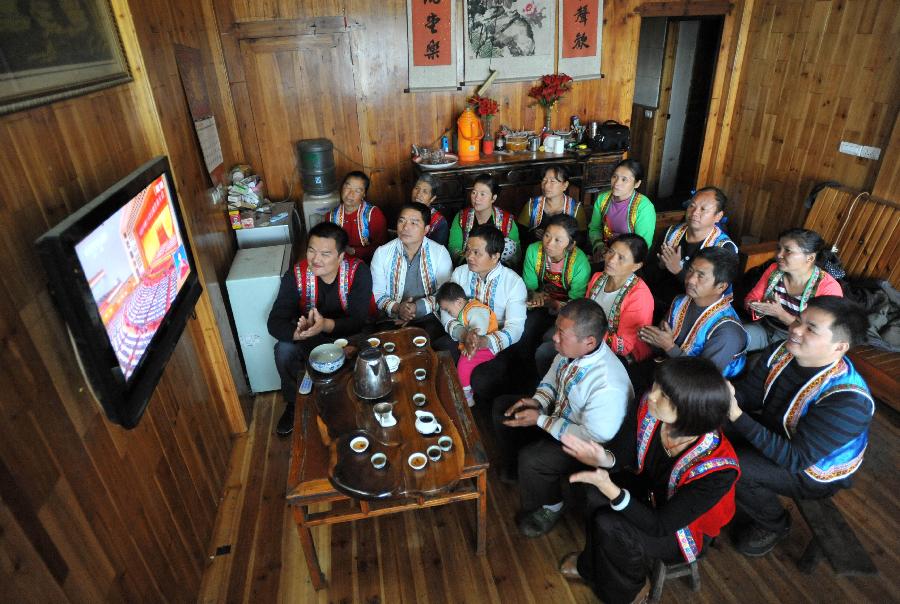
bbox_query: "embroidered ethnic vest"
[664,223,734,251]
[635,397,740,563]
[329,201,375,246]
[667,295,747,378]
[293,257,363,315]
[525,195,580,229]
[586,272,639,355]
[764,344,873,483]
[761,266,825,311]
[460,206,514,238]
[428,208,446,232]
[534,244,580,299]
[597,190,641,243]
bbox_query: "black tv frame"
[36,156,203,429]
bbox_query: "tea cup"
[334,338,349,348]
[414,368,427,381]
[413,336,428,348]
[383,342,396,353]
[427,445,442,462]
[408,452,427,470]
[367,337,381,347]
[371,452,387,470]
[412,393,427,407]
[350,436,369,453]
[437,435,453,452]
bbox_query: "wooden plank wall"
[211,0,644,218]
[0,0,243,600]
[717,0,900,240]
[126,0,252,425]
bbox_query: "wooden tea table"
[286,327,489,590]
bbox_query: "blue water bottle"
[441,135,449,153]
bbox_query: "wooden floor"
[198,394,900,603]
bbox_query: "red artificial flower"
[467,93,499,117]
[528,73,573,108]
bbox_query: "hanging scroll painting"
[407,0,461,91]
[463,0,556,83]
[558,0,603,79]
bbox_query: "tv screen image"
[36,156,202,429]
[75,174,191,379]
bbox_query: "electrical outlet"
[839,141,861,156]
[858,145,881,160]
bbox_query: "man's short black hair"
[468,224,505,257]
[693,186,728,213]
[654,356,731,437]
[308,221,349,254]
[342,170,370,193]
[399,201,431,225]
[435,281,467,305]
[559,298,608,343]
[806,295,868,348]
[693,246,739,286]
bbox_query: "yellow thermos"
[457,108,484,162]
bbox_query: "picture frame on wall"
[462,0,556,83]
[0,0,132,116]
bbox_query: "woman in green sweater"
[518,213,591,381]
[448,173,520,266]
[588,159,656,261]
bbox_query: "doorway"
[630,16,724,211]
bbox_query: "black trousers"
[274,336,329,405]
[516,307,556,384]
[732,441,840,532]
[577,509,690,604]
[491,395,606,513]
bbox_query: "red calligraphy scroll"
[562,0,599,59]
[412,0,451,66]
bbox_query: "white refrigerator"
[226,244,291,393]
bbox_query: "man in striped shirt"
[727,296,874,557]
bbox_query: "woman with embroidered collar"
[411,173,450,247]
[557,357,739,604]
[588,159,656,261]
[744,228,843,351]
[327,170,387,264]
[517,164,586,251]
[448,173,520,267]
[520,214,590,379]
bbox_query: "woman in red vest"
[558,357,739,603]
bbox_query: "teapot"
[414,410,442,435]
[353,345,392,400]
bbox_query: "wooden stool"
[649,558,701,603]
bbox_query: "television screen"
[36,156,202,428]
[75,174,192,379]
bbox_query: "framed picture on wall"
[0,0,132,116]
[463,0,556,83]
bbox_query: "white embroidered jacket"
[534,342,634,443]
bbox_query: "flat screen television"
[36,156,202,429]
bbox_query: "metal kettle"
[353,346,392,399]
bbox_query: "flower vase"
[482,116,494,155]
[542,106,553,141]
